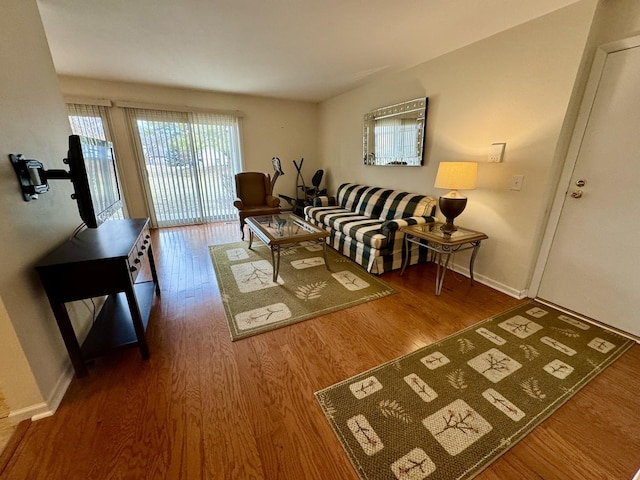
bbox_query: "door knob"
[570,190,583,199]
[575,179,586,187]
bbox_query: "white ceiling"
[37,0,579,103]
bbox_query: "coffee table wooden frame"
[245,214,330,282]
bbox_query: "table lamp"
[434,161,477,234]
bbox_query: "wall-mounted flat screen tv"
[66,135,122,228]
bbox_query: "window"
[374,117,422,164]
[66,103,111,141]
[65,102,125,220]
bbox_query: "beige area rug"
[315,301,634,480]
[209,241,395,340]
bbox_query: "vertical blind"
[65,103,125,220]
[66,103,111,141]
[374,117,421,165]
[126,107,243,227]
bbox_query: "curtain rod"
[113,100,244,117]
[64,96,112,107]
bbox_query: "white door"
[537,41,640,337]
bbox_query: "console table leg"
[147,244,161,297]
[50,302,88,377]
[124,287,150,360]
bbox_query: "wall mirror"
[363,97,428,166]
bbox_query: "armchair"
[233,172,281,239]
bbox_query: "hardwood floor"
[0,394,14,456]
[2,222,639,479]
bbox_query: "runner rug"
[209,241,395,340]
[315,301,634,480]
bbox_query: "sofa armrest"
[312,196,337,207]
[382,216,433,233]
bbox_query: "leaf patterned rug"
[209,241,395,340]
[315,301,634,480]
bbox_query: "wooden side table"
[400,222,488,295]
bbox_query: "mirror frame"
[363,97,428,167]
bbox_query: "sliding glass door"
[127,108,243,227]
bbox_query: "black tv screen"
[66,135,122,228]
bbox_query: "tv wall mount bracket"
[9,153,71,201]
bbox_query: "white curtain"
[126,107,243,227]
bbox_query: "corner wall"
[0,0,84,418]
[318,1,598,296]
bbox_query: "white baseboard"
[43,362,75,417]
[7,361,74,423]
[450,264,529,299]
[8,402,51,423]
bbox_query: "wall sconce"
[434,161,478,234]
[9,154,71,201]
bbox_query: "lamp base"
[438,196,467,234]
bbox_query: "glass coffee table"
[400,222,488,295]
[244,214,330,282]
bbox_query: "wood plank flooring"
[2,222,639,479]
[0,394,14,457]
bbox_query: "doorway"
[534,36,640,338]
[127,108,243,228]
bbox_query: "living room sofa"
[304,183,437,274]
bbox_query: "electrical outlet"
[488,143,506,163]
[510,175,524,191]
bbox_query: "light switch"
[510,175,524,191]
[488,143,506,163]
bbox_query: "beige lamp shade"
[434,162,478,233]
[434,162,478,192]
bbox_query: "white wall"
[57,77,319,219]
[588,0,640,46]
[318,1,598,297]
[0,0,84,418]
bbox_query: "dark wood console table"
[36,218,160,377]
